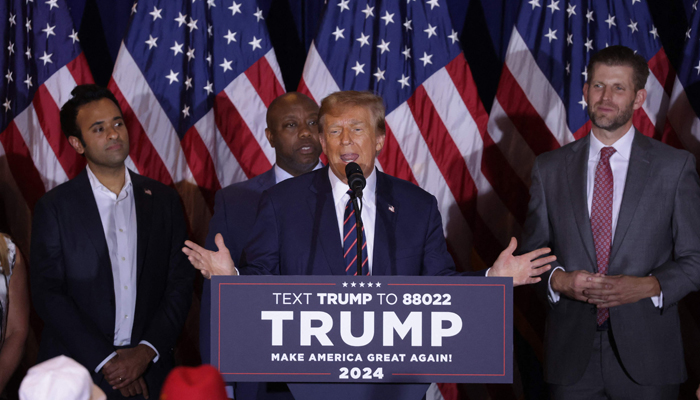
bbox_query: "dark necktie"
[343,190,369,276]
[591,146,616,325]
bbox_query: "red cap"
[160,365,228,400]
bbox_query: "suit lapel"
[257,167,277,191]
[566,136,597,271]
[131,171,153,281]
[372,172,397,276]
[73,170,111,269]
[609,132,652,266]
[307,168,345,275]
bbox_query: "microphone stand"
[350,192,364,276]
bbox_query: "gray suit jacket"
[520,131,700,386]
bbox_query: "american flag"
[0,0,93,249]
[108,0,286,239]
[665,0,700,158]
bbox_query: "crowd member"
[19,355,106,400]
[31,85,194,399]
[0,233,28,395]
[520,45,700,399]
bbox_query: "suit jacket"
[240,166,484,277]
[31,168,194,399]
[520,131,700,386]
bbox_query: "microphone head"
[345,162,366,196]
[345,162,363,179]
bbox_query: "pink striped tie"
[591,146,616,325]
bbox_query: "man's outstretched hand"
[182,233,237,278]
[490,237,555,286]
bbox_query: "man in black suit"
[31,85,194,399]
[201,92,322,399]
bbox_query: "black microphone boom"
[345,162,366,197]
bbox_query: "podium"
[211,275,512,399]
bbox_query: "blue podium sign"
[212,275,512,384]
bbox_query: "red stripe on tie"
[346,256,358,272]
[344,209,354,225]
[245,56,286,108]
[0,122,46,210]
[445,55,530,225]
[343,224,356,242]
[344,239,357,258]
[181,126,221,212]
[109,79,174,186]
[66,53,95,85]
[496,66,561,155]
[32,85,86,179]
[214,92,272,178]
[648,48,676,96]
[378,124,419,185]
[406,86,501,264]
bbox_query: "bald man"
[201,92,322,399]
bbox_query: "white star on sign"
[2,99,10,113]
[419,52,433,66]
[448,29,459,44]
[249,36,262,50]
[187,17,199,32]
[24,74,33,88]
[528,0,540,9]
[351,282,356,287]
[182,105,190,117]
[165,70,179,84]
[204,80,214,95]
[578,95,587,109]
[39,51,53,65]
[351,61,365,75]
[220,58,233,72]
[586,9,594,23]
[42,23,56,37]
[566,3,576,17]
[337,0,350,12]
[149,6,162,21]
[46,0,59,9]
[367,282,373,287]
[356,32,370,47]
[254,7,264,21]
[145,35,158,49]
[332,26,345,41]
[547,0,559,13]
[175,12,188,27]
[398,74,410,88]
[424,24,437,38]
[186,47,195,61]
[69,29,79,43]
[184,76,192,90]
[5,70,13,83]
[224,30,237,44]
[229,1,241,15]
[584,38,593,52]
[427,0,439,9]
[605,14,616,29]
[402,45,411,59]
[342,282,348,287]
[359,282,365,287]
[170,41,184,56]
[649,26,659,40]
[381,10,395,25]
[403,18,412,31]
[374,68,385,81]
[376,282,381,287]
[377,39,390,53]
[628,19,638,33]
[362,4,374,18]
[544,28,557,43]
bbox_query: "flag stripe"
[182,126,220,210]
[647,47,675,96]
[245,50,286,108]
[377,125,418,186]
[0,122,46,210]
[299,43,341,105]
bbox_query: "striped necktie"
[591,146,616,325]
[343,190,369,276]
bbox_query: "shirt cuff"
[234,266,240,275]
[650,291,663,308]
[139,341,160,363]
[484,267,491,277]
[95,352,117,373]
[548,266,565,303]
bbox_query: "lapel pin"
[144,189,152,195]
[388,205,395,213]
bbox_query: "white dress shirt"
[329,167,377,274]
[87,166,159,372]
[273,160,323,184]
[549,126,662,307]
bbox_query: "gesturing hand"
[490,237,555,286]
[182,233,237,278]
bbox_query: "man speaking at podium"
[185,90,553,285]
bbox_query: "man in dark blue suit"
[31,85,194,399]
[201,92,323,399]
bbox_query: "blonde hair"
[0,234,9,276]
[318,91,386,136]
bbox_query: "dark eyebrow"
[89,116,123,130]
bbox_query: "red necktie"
[591,146,616,325]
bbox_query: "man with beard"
[519,45,700,399]
[200,92,323,399]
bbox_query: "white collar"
[274,159,323,184]
[328,165,377,206]
[589,125,635,161]
[86,165,132,195]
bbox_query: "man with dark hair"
[31,84,194,399]
[520,45,700,398]
[200,91,322,400]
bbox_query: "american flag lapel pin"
[388,205,395,213]
[144,189,152,195]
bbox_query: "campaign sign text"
[212,275,513,383]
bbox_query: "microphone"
[345,162,366,198]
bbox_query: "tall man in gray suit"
[520,45,700,399]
